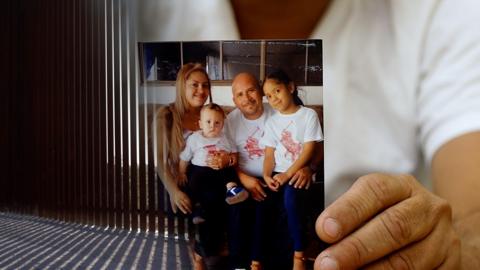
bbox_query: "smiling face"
[232,73,264,120]
[185,71,210,109]
[199,108,224,138]
[262,79,298,114]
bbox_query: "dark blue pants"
[282,183,307,251]
[228,177,301,270]
[186,164,236,257]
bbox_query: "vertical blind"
[1,0,188,237]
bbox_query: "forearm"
[263,147,275,178]
[179,160,188,175]
[236,167,255,186]
[432,131,480,268]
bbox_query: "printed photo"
[140,39,325,269]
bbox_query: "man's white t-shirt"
[225,104,275,178]
[139,0,480,205]
[179,130,236,167]
[261,106,323,173]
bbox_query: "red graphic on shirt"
[203,144,219,162]
[244,127,264,160]
[280,121,302,161]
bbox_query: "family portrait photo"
[140,39,325,269]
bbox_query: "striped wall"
[0,0,185,236]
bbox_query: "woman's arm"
[178,160,189,186]
[154,106,192,214]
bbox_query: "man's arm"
[290,141,323,189]
[236,168,267,201]
[274,141,316,186]
[432,131,480,269]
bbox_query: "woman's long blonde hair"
[154,63,211,185]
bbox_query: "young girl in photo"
[258,70,323,270]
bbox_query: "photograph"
[140,39,325,269]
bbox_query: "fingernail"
[319,256,338,270]
[323,218,341,239]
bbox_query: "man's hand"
[289,166,314,189]
[314,173,460,269]
[240,174,267,201]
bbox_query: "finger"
[289,175,301,186]
[268,182,279,192]
[255,184,267,198]
[251,190,265,201]
[179,199,192,214]
[247,185,263,201]
[364,215,458,270]
[267,182,276,191]
[305,179,312,190]
[315,193,449,269]
[316,174,416,243]
[294,177,306,189]
[205,160,214,167]
[177,200,187,214]
[290,173,300,185]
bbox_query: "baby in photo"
[179,103,248,224]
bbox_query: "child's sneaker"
[225,186,249,205]
[192,204,205,224]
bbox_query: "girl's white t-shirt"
[261,106,323,173]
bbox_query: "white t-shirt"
[139,0,480,205]
[261,106,323,173]
[179,130,237,167]
[225,104,275,177]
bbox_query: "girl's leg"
[293,251,306,270]
[284,184,307,270]
[283,184,306,251]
